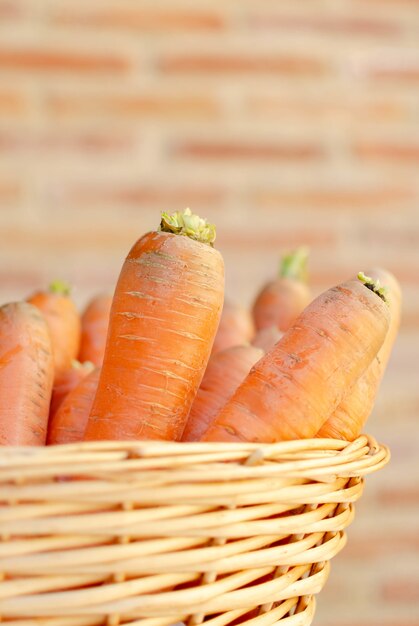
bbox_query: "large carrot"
[0,302,54,446]
[252,247,311,332]
[182,344,264,442]
[78,294,112,367]
[84,208,224,442]
[47,368,100,445]
[211,299,254,355]
[317,269,401,440]
[27,280,81,381]
[49,360,95,421]
[202,275,390,443]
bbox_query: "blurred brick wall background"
[0,1,418,624]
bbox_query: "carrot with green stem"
[317,269,401,441]
[211,299,254,355]
[0,302,54,446]
[182,344,264,442]
[78,294,112,367]
[27,280,81,381]
[49,359,95,421]
[202,274,390,443]
[47,368,100,445]
[84,208,224,442]
[252,247,311,332]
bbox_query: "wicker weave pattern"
[0,435,389,626]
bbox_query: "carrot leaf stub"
[159,208,216,246]
[358,272,388,303]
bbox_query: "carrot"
[84,208,225,442]
[252,325,283,353]
[0,302,54,446]
[182,344,264,442]
[252,247,312,332]
[27,280,81,381]
[201,274,390,443]
[49,359,95,422]
[78,294,112,367]
[47,368,100,445]
[317,269,401,441]
[211,299,254,355]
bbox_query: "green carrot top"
[279,246,309,283]
[159,208,216,246]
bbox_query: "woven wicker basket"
[0,435,389,626]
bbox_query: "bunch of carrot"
[0,209,401,447]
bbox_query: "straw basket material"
[0,435,389,626]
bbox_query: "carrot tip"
[280,246,309,283]
[358,272,388,303]
[159,208,216,246]
[49,280,72,296]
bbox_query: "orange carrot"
[202,275,390,443]
[211,299,254,355]
[0,302,54,446]
[49,359,95,422]
[47,368,100,445]
[182,344,264,442]
[317,269,401,440]
[84,208,224,442]
[252,326,283,353]
[78,294,112,367]
[27,280,81,381]
[252,247,312,332]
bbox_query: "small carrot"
[78,294,112,367]
[252,325,283,353]
[211,299,254,355]
[49,359,95,422]
[317,269,402,441]
[182,344,264,442]
[202,274,390,443]
[47,368,100,445]
[0,302,54,446]
[252,247,312,332]
[27,280,81,381]
[84,208,225,442]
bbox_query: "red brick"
[344,532,419,559]
[217,229,336,250]
[0,131,132,153]
[0,180,20,203]
[51,8,225,31]
[252,187,416,211]
[248,97,408,124]
[159,54,329,76]
[58,184,226,208]
[175,141,324,161]
[382,580,419,604]
[0,90,28,115]
[354,142,419,163]
[47,94,219,119]
[0,0,22,19]
[377,486,419,506]
[248,14,401,37]
[0,48,129,73]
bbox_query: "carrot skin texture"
[78,294,112,367]
[202,279,390,443]
[317,268,401,440]
[0,302,54,446]
[211,300,254,355]
[49,360,95,422]
[27,288,81,381]
[47,368,100,445]
[252,326,283,353]
[182,344,264,442]
[252,278,311,332]
[84,230,224,442]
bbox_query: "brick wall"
[0,1,418,623]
